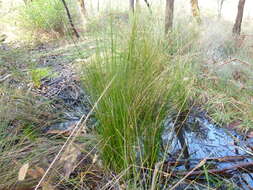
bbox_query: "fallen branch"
[172,161,253,178]
[204,155,250,162]
[163,155,250,168]
[169,159,207,190]
[0,74,11,83]
[161,155,253,179]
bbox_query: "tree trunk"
[78,0,87,17]
[135,0,140,11]
[165,0,174,34]
[97,0,100,12]
[61,0,80,38]
[217,0,225,19]
[233,0,246,35]
[130,0,135,12]
[190,0,201,23]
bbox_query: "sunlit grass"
[82,15,196,175]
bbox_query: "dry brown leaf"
[35,166,46,176]
[60,144,81,179]
[42,182,55,190]
[227,120,242,129]
[27,169,40,179]
[27,166,45,179]
[18,163,29,181]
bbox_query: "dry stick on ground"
[172,110,191,169]
[61,0,80,38]
[169,158,207,190]
[161,155,253,180]
[163,155,252,168]
[0,74,11,83]
[34,76,116,190]
[170,161,253,178]
[175,129,190,169]
[159,151,253,188]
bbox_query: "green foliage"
[30,67,55,87]
[18,0,69,37]
[82,16,195,173]
[22,123,39,141]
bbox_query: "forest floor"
[0,39,113,189]
[1,13,253,189]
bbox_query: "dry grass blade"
[0,74,11,83]
[60,145,81,179]
[169,158,207,190]
[34,76,116,190]
[101,166,131,190]
[151,162,163,190]
[218,58,252,68]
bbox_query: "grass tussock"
[0,87,58,134]
[0,86,58,188]
[82,16,196,173]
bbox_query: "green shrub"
[18,0,77,37]
[30,67,56,88]
[82,16,195,174]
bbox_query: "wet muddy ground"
[162,111,253,189]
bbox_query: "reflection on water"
[162,111,253,189]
